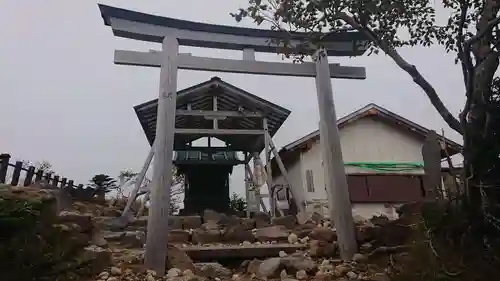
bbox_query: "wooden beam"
[266,131,305,214]
[122,144,154,218]
[263,118,275,217]
[314,48,356,261]
[176,110,263,118]
[114,50,366,79]
[174,146,245,152]
[212,96,218,130]
[144,36,178,275]
[174,128,264,135]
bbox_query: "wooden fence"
[0,153,83,189]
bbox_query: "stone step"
[179,243,306,261]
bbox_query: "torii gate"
[98,4,369,274]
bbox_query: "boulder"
[308,240,337,257]
[166,244,195,271]
[253,211,271,228]
[168,229,191,244]
[58,211,93,233]
[309,227,337,242]
[356,225,381,243]
[272,215,298,229]
[241,218,256,230]
[181,216,202,229]
[246,259,263,275]
[292,223,316,238]
[192,228,222,244]
[255,225,289,242]
[78,245,112,275]
[296,211,323,225]
[223,225,255,243]
[257,257,282,278]
[194,262,232,278]
[104,231,145,248]
[281,256,317,273]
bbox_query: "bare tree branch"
[338,12,464,135]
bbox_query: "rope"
[344,162,424,172]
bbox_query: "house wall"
[272,157,305,205]
[272,117,428,219]
[300,118,426,202]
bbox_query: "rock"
[99,271,110,279]
[168,229,191,244]
[292,223,316,238]
[195,262,232,277]
[309,227,337,242]
[279,251,288,257]
[288,233,298,244]
[107,277,119,281]
[58,211,93,233]
[360,242,373,253]
[255,225,289,242]
[91,230,108,247]
[203,209,222,223]
[104,231,145,248]
[296,270,308,280]
[192,227,221,244]
[353,215,368,225]
[370,215,390,227]
[253,211,271,228]
[334,264,351,276]
[223,224,255,243]
[241,218,256,230]
[257,257,282,278]
[166,244,195,271]
[272,215,298,229]
[181,216,202,229]
[219,213,238,226]
[79,245,112,275]
[281,256,317,273]
[346,271,357,279]
[246,259,262,274]
[184,269,195,278]
[356,225,381,243]
[110,266,122,275]
[352,253,367,263]
[309,240,337,257]
[167,268,182,278]
[280,269,289,279]
[371,272,391,281]
[296,211,323,225]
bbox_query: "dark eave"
[134,77,291,153]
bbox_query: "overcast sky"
[0,0,464,196]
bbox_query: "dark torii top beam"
[98,4,370,56]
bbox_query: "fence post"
[0,154,10,184]
[61,177,67,188]
[53,175,60,188]
[24,166,35,186]
[35,169,43,182]
[11,161,23,186]
[44,172,52,183]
